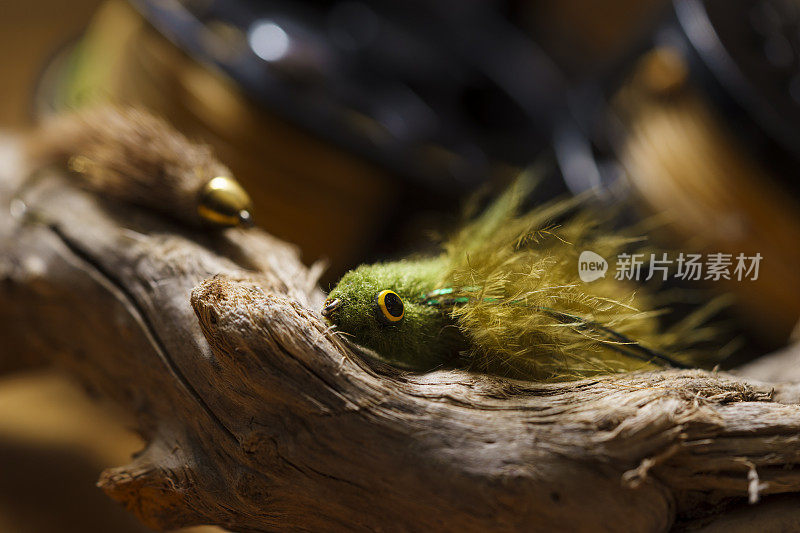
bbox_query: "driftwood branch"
[2,138,800,532]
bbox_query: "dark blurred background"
[3,0,800,531]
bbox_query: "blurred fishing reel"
[125,0,568,192]
[554,0,800,346]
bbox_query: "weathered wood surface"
[2,138,800,532]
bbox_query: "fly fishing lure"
[323,175,715,381]
[25,106,253,228]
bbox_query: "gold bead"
[197,176,254,227]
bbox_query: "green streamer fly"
[323,174,714,381]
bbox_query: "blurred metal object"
[125,0,568,192]
[674,0,800,180]
[561,0,800,196]
[553,0,800,346]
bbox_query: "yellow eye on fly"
[375,290,404,325]
[197,176,254,227]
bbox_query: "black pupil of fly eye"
[383,292,403,318]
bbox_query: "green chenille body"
[325,258,466,370]
[325,176,714,381]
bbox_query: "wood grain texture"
[2,139,800,532]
